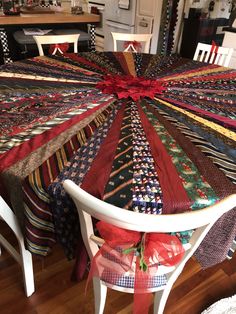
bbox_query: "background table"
[0,51,235,269]
[0,12,100,63]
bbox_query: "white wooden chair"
[0,196,34,297]
[63,179,236,314]
[33,34,80,56]
[193,42,234,67]
[111,32,152,53]
[14,29,89,56]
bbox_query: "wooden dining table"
[0,51,235,272]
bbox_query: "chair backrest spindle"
[193,42,234,67]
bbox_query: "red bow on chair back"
[87,221,185,314]
[48,43,70,55]
[210,40,219,63]
[210,40,219,54]
[123,40,142,52]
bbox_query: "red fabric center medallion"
[96,75,166,101]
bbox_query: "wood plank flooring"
[0,221,235,314]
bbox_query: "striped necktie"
[103,101,163,214]
[103,102,133,209]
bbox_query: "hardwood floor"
[0,221,235,314]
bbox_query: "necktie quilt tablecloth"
[0,52,235,269]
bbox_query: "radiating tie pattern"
[47,103,120,258]
[103,103,134,209]
[0,89,114,156]
[131,102,163,214]
[1,52,235,263]
[148,101,236,185]
[103,102,163,214]
[161,91,236,127]
[134,53,143,77]
[144,99,236,199]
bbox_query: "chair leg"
[93,277,107,314]
[19,239,35,297]
[0,198,35,297]
[0,230,35,297]
[153,287,172,314]
[153,264,187,313]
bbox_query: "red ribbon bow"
[48,43,69,55]
[124,40,142,52]
[210,40,219,54]
[96,74,166,101]
[210,40,219,63]
[87,221,184,314]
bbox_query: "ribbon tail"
[133,256,152,314]
[52,46,57,55]
[129,44,137,52]
[58,47,64,55]
[134,292,152,314]
[124,43,132,52]
[85,248,101,294]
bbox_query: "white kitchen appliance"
[104,0,154,52]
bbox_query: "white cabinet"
[222,31,236,69]
[104,21,135,51]
[135,15,153,34]
[95,35,105,51]
[137,0,156,17]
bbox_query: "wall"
[184,0,233,19]
[60,0,88,12]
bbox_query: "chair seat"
[101,269,167,289]
[99,247,167,290]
